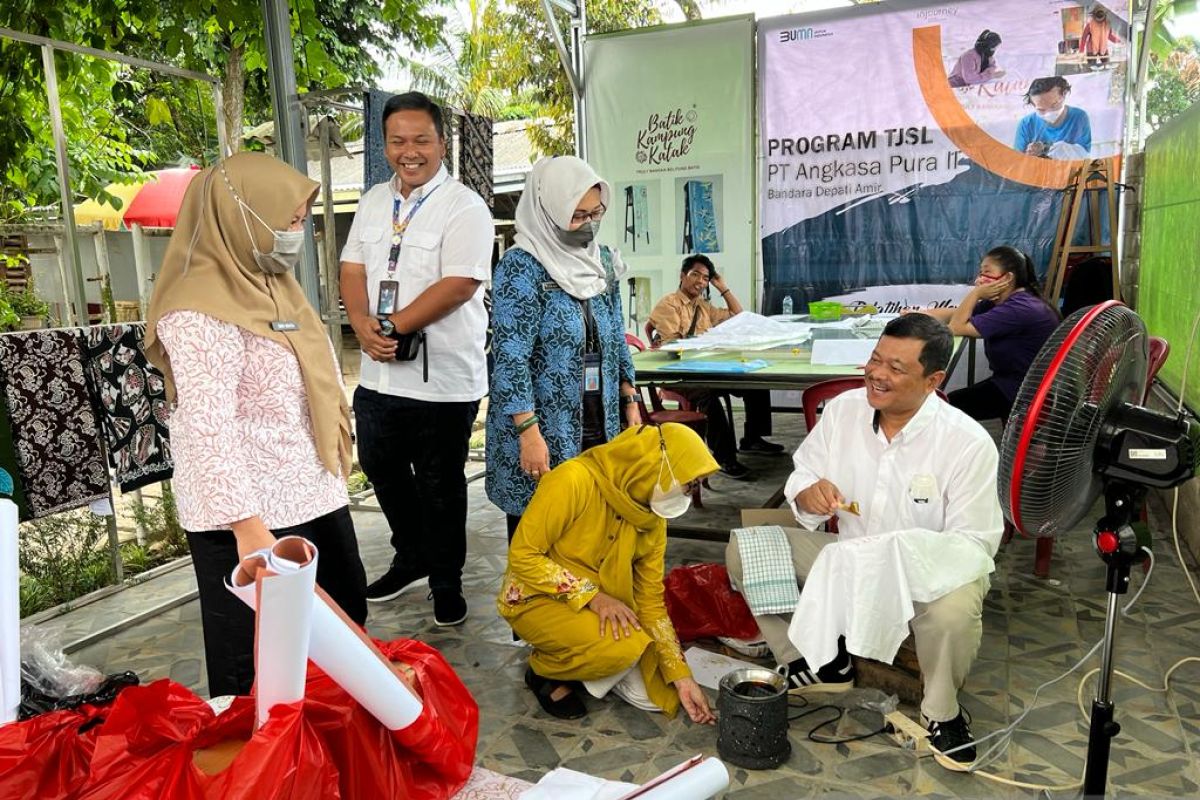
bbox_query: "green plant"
[18,574,53,618]
[6,287,49,319]
[129,482,189,559]
[119,542,152,575]
[18,510,116,613]
[0,295,19,332]
[346,470,370,495]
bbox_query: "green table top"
[632,337,967,391]
[633,348,860,383]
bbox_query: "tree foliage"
[0,0,445,221]
[1146,36,1200,130]
[396,0,513,116]
[493,0,663,156]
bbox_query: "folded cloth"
[732,525,801,615]
[787,529,994,668]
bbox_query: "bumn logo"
[780,27,814,42]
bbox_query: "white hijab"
[514,156,627,300]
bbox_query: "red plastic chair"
[627,333,707,508]
[642,323,698,411]
[1144,336,1169,403]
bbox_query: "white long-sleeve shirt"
[785,388,1003,559]
[783,388,1003,667]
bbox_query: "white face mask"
[1038,107,1065,125]
[649,447,692,519]
[222,164,306,275]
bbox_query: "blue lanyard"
[386,183,439,275]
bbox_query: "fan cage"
[998,302,1147,538]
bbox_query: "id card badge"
[377,279,399,316]
[582,353,602,396]
[270,320,299,332]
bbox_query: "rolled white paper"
[226,538,423,730]
[616,757,730,800]
[229,537,317,727]
[0,498,19,725]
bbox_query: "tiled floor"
[35,414,1200,799]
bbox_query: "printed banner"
[585,16,756,330]
[759,0,1129,311]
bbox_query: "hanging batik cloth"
[0,330,108,519]
[80,324,174,493]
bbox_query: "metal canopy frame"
[538,0,587,158]
[0,26,227,326]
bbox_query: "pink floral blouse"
[156,310,348,531]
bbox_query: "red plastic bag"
[0,702,108,800]
[78,679,341,800]
[663,563,761,642]
[304,637,479,800]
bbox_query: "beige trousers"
[726,527,987,722]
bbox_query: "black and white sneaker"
[431,589,468,627]
[780,648,855,696]
[925,710,976,764]
[365,566,429,603]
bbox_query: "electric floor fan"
[998,300,1200,798]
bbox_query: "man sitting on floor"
[725,314,1003,762]
[648,254,785,480]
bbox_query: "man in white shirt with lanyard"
[726,314,1003,763]
[340,92,494,627]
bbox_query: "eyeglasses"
[570,204,606,224]
[686,270,712,282]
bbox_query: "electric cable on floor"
[787,696,889,744]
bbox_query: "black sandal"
[525,667,587,720]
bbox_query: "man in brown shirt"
[647,255,784,479]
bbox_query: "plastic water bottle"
[781,294,793,316]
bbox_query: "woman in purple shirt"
[917,246,1061,421]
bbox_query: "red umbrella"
[76,166,201,230]
[121,166,201,228]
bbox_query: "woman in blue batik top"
[486,156,641,539]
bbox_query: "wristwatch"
[378,317,395,337]
[620,394,639,407]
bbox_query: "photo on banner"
[585,15,755,328]
[758,0,1129,313]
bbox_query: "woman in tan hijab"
[146,152,367,697]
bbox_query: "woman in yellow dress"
[497,422,718,722]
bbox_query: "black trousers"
[353,387,479,593]
[675,388,774,465]
[947,378,1012,422]
[188,505,367,697]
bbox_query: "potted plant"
[5,273,50,330]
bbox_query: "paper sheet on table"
[682,646,759,692]
[810,338,877,366]
[0,498,18,724]
[227,538,423,730]
[659,312,811,352]
[229,537,317,727]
